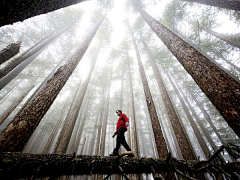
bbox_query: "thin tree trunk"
[54,43,101,154]
[0,41,22,65]
[41,96,70,154]
[99,61,113,156]
[164,71,211,158]
[0,85,34,125]
[0,16,105,152]
[127,54,139,158]
[180,0,240,11]
[138,8,240,138]
[202,28,240,49]
[69,97,92,154]
[0,0,87,27]
[89,109,101,155]
[141,37,196,160]
[188,90,226,145]
[0,21,76,90]
[128,24,169,159]
[80,137,87,155]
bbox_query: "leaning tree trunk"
[138,8,240,138]
[180,0,240,11]
[0,33,51,80]
[164,70,211,158]
[0,41,22,65]
[0,15,105,152]
[0,85,34,125]
[54,44,101,154]
[0,21,77,90]
[188,89,226,145]
[128,24,169,160]
[141,37,196,160]
[202,28,240,49]
[0,0,87,27]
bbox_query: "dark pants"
[113,127,131,153]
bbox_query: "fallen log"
[0,151,239,179]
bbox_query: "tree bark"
[138,8,240,138]
[0,41,22,65]
[128,23,169,159]
[54,43,101,154]
[180,0,240,11]
[0,0,87,27]
[0,85,34,125]
[202,28,240,49]
[0,148,238,179]
[141,37,196,160]
[0,16,105,152]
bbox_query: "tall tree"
[180,0,240,11]
[128,23,169,160]
[141,36,196,160]
[99,59,113,156]
[0,41,22,65]
[0,15,105,152]
[202,28,240,49]
[138,7,240,138]
[54,44,101,154]
[127,53,139,158]
[0,0,87,27]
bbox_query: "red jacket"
[114,114,129,135]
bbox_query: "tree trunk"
[80,137,87,155]
[41,95,70,154]
[0,33,51,80]
[54,43,101,154]
[99,61,113,156]
[164,71,211,158]
[0,85,34,125]
[89,109,101,155]
[0,147,238,179]
[188,89,226,145]
[69,97,92,154]
[203,28,240,49]
[138,8,240,138]
[141,37,196,160]
[128,24,169,159]
[0,0,87,27]
[0,16,105,152]
[0,41,22,65]
[180,0,240,11]
[127,53,139,158]
[0,21,76,90]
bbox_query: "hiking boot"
[109,152,119,156]
[127,153,134,157]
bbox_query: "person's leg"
[112,133,121,154]
[120,130,131,151]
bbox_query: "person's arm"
[122,114,129,126]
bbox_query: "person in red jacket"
[109,110,134,157]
